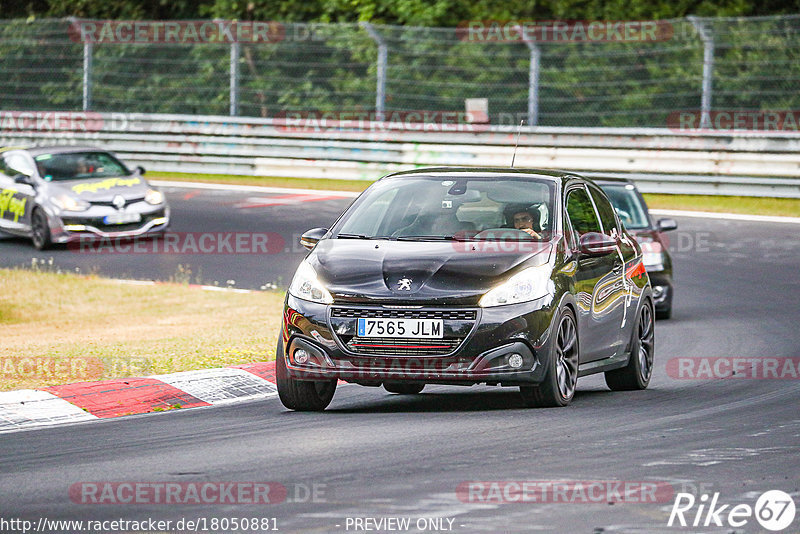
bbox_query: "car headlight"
[288,260,334,304]
[479,266,554,307]
[145,189,165,205]
[52,194,90,212]
[640,242,665,271]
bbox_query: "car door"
[564,184,621,362]
[0,152,36,234]
[587,183,634,357]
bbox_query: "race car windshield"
[334,176,556,240]
[601,184,650,229]
[34,152,131,182]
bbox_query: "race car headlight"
[479,266,554,307]
[52,194,90,212]
[145,189,165,205]
[288,260,334,304]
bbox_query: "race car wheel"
[384,382,425,395]
[605,298,655,391]
[31,208,52,250]
[276,338,336,411]
[520,307,578,408]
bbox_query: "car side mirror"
[13,174,32,186]
[300,227,328,250]
[135,166,146,175]
[579,232,617,256]
[657,218,677,232]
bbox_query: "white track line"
[152,179,799,224]
[150,179,359,198]
[0,390,97,433]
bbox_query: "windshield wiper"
[336,233,390,240]
[395,235,468,241]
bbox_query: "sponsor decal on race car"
[71,177,141,194]
[0,189,27,222]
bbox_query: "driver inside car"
[511,209,542,239]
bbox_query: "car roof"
[591,175,636,186]
[4,145,108,157]
[382,166,582,183]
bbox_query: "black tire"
[605,298,655,391]
[384,382,425,395]
[656,306,671,320]
[276,338,336,411]
[520,307,579,408]
[31,208,52,250]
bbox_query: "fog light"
[652,285,665,298]
[508,353,524,369]
[294,349,310,365]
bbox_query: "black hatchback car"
[277,168,655,411]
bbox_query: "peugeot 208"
[277,168,655,411]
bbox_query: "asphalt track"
[1,187,799,533]
[0,184,354,289]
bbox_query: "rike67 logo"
[668,490,796,531]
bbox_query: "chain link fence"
[1,16,799,128]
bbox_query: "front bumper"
[280,294,558,386]
[49,203,170,243]
[646,271,673,310]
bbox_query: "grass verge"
[150,171,373,192]
[0,268,284,391]
[642,193,800,218]
[150,171,800,217]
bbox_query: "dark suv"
[595,177,676,319]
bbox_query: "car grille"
[331,308,476,320]
[62,209,165,233]
[330,306,477,356]
[345,337,462,356]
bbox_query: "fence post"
[230,42,240,116]
[361,22,387,121]
[82,42,93,111]
[688,16,714,129]
[518,25,540,127]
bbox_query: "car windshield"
[33,151,131,182]
[599,183,650,229]
[334,175,556,240]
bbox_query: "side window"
[588,185,619,235]
[0,157,13,180]
[566,187,601,237]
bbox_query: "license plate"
[357,318,443,338]
[103,212,141,225]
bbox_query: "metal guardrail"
[2,113,800,197]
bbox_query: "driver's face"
[513,212,534,230]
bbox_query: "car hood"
[49,175,150,201]
[308,238,554,305]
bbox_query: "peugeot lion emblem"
[112,195,126,209]
[397,278,412,291]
